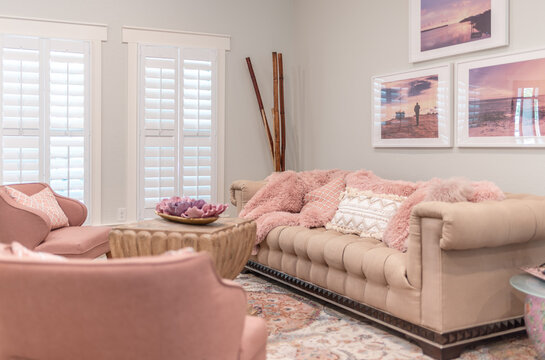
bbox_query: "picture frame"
[456,48,545,147]
[409,0,509,63]
[372,65,451,148]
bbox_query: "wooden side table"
[108,217,256,279]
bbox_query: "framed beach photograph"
[372,65,451,147]
[409,0,509,63]
[456,48,545,147]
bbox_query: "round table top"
[510,274,545,298]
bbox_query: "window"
[1,36,89,202]
[0,16,106,223]
[124,27,229,221]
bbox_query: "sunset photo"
[467,57,545,138]
[380,75,439,139]
[421,0,491,52]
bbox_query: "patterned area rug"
[235,273,537,360]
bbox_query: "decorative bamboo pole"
[278,53,286,171]
[272,52,281,172]
[245,57,275,161]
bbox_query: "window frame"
[123,26,230,222]
[0,15,106,224]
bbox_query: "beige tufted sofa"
[231,180,545,360]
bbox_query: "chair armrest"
[412,198,545,250]
[49,185,88,226]
[230,180,267,215]
[0,188,51,249]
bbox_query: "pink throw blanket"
[240,169,349,250]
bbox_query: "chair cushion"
[5,186,69,229]
[35,226,111,258]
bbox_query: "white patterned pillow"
[5,186,69,229]
[325,188,406,240]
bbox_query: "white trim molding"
[122,26,230,50]
[0,15,107,41]
[89,39,103,225]
[126,42,139,222]
[124,26,230,222]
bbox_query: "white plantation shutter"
[137,45,218,219]
[139,46,179,219]
[181,49,217,203]
[0,35,90,206]
[1,36,41,184]
[47,40,89,203]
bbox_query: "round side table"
[510,273,545,359]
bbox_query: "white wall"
[1,0,295,222]
[4,0,543,224]
[293,0,545,195]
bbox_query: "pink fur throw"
[346,170,419,197]
[383,177,505,252]
[239,171,306,220]
[240,169,349,251]
[254,211,301,245]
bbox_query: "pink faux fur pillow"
[383,178,505,252]
[346,170,418,197]
[299,176,346,228]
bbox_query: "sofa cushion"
[5,186,69,229]
[256,226,421,324]
[35,226,111,258]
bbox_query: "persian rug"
[235,273,537,360]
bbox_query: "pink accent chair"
[0,183,110,258]
[0,251,268,360]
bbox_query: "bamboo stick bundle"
[278,53,286,171]
[272,52,281,172]
[245,57,275,162]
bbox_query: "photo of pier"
[421,0,491,52]
[380,75,439,139]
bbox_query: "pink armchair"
[0,183,110,258]
[0,251,268,360]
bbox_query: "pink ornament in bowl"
[155,197,228,224]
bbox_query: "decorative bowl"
[155,197,228,221]
[155,211,219,225]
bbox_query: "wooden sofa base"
[245,260,526,360]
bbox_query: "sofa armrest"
[412,198,545,251]
[406,196,545,333]
[0,188,51,249]
[230,180,267,215]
